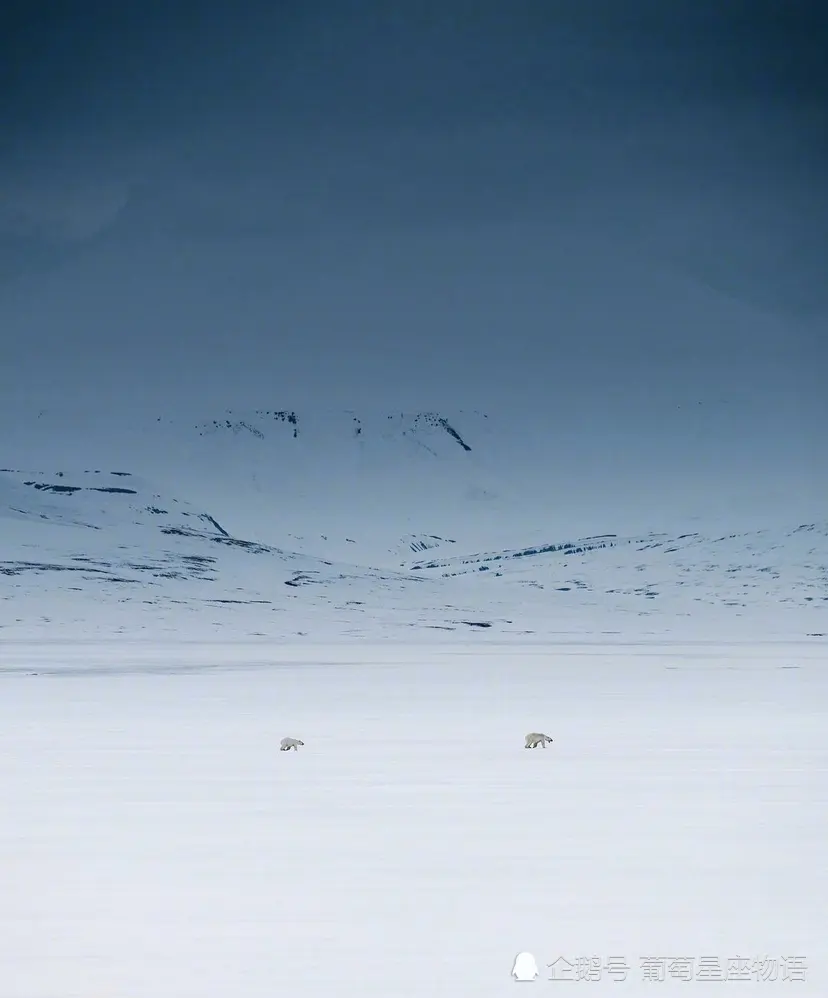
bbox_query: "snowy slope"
[5,402,824,553]
[0,466,444,642]
[1,406,825,642]
[406,523,828,636]
[2,407,541,564]
[408,521,828,607]
[1,466,825,642]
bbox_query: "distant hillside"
[1,406,825,642]
[1,461,825,643]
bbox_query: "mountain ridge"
[2,407,825,642]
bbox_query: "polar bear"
[524,732,553,749]
[280,736,304,751]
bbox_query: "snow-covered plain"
[1,641,825,996]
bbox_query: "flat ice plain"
[1,640,825,996]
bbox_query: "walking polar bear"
[281,733,549,751]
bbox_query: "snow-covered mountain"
[1,406,825,643]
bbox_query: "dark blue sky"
[0,1,825,445]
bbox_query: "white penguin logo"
[512,952,539,981]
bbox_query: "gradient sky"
[0,0,825,446]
